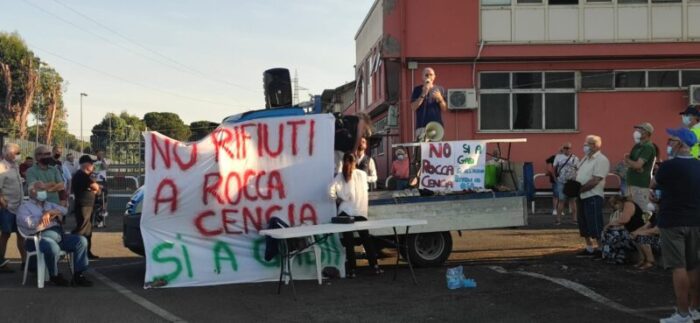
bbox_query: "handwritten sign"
[141,114,344,288]
[420,140,487,192]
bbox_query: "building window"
[481,73,510,89]
[545,72,575,89]
[648,70,679,88]
[479,72,576,132]
[615,71,646,88]
[482,0,512,5]
[549,0,578,4]
[682,71,700,87]
[513,94,543,129]
[581,71,614,90]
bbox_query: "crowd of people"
[0,144,109,287]
[543,106,700,323]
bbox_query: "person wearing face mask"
[652,127,700,323]
[51,146,71,207]
[575,135,610,257]
[26,146,65,206]
[411,67,447,141]
[391,148,410,190]
[680,105,700,159]
[623,123,657,211]
[16,182,92,287]
[0,143,26,272]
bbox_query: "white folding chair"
[275,222,323,285]
[18,228,74,288]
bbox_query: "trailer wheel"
[404,232,452,267]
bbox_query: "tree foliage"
[143,112,190,141]
[189,120,219,141]
[90,112,146,151]
[1,32,64,141]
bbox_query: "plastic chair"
[274,221,323,285]
[18,228,74,288]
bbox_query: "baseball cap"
[679,105,700,117]
[79,155,96,165]
[634,122,654,135]
[667,127,698,147]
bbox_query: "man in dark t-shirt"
[410,67,447,141]
[71,155,101,260]
[653,127,700,322]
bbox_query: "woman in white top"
[330,153,382,278]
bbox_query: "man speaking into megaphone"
[410,67,447,141]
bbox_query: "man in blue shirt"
[653,127,700,323]
[410,67,447,141]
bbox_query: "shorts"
[660,226,700,270]
[555,182,574,201]
[578,196,604,239]
[0,208,18,234]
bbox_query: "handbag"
[563,180,581,197]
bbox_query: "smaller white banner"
[420,140,487,192]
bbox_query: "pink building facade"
[353,0,700,185]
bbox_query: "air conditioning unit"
[447,89,478,110]
[690,85,700,105]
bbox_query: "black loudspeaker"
[263,68,292,109]
[334,115,360,153]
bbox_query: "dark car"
[122,185,145,256]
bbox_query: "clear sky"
[0,0,373,138]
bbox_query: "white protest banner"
[141,113,344,288]
[420,140,487,192]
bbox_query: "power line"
[22,0,255,93]
[51,0,257,92]
[30,44,246,108]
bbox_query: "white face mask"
[36,191,48,202]
[633,130,642,143]
[682,115,692,126]
[667,145,675,158]
[583,145,591,155]
[397,155,405,160]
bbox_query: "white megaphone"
[423,121,444,142]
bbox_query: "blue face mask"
[36,191,48,202]
[683,115,692,126]
[667,145,674,158]
[583,145,591,155]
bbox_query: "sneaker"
[88,253,100,260]
[689,309,700,321]
[101,210,109,218]
[72,273,93,287]
[552,210,557,216]
[0,258,9,267]
[660,312,693,323]
[50,274,71,287]
[96,221,105,228]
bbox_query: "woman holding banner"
[329,153,382,278]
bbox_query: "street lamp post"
[80,92,88,153]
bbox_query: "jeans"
[25,227,88,276]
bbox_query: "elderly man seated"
[16,182,92,287]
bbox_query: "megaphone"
[423,121,444,142]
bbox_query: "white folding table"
[259,218,427,299]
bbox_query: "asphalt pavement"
[0,207,679,323]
